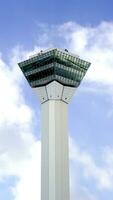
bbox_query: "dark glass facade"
[18,48,91,88]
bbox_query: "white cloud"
[58,21,113,86]
[71,185,97,200]
[12,141,41,200]
[0,45,44,200]
[35,21,113,88]
[69,138,113,191]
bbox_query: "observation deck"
[18,48,91,88]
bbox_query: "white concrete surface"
[41,100,69,200]
[33,81,75,104]
[33,81,75,200]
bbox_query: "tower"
[18,48,91,200]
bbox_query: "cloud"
[70,138,113,191]
[12,141,41,200]
[35,21,113,88]
[71,185,97,200]
[0,47,40,196]
[62,21,113,86]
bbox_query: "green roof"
[18,48,91,88]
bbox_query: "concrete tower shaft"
[41,100,69,200]
[33,81,75,200]
[34,81,75,200]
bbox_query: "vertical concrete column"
[41,100,70,200]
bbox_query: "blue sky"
[0,0,113,53]
[0,0,113,200]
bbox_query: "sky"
[0,0,113,200]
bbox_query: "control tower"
[18,48,91,200]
